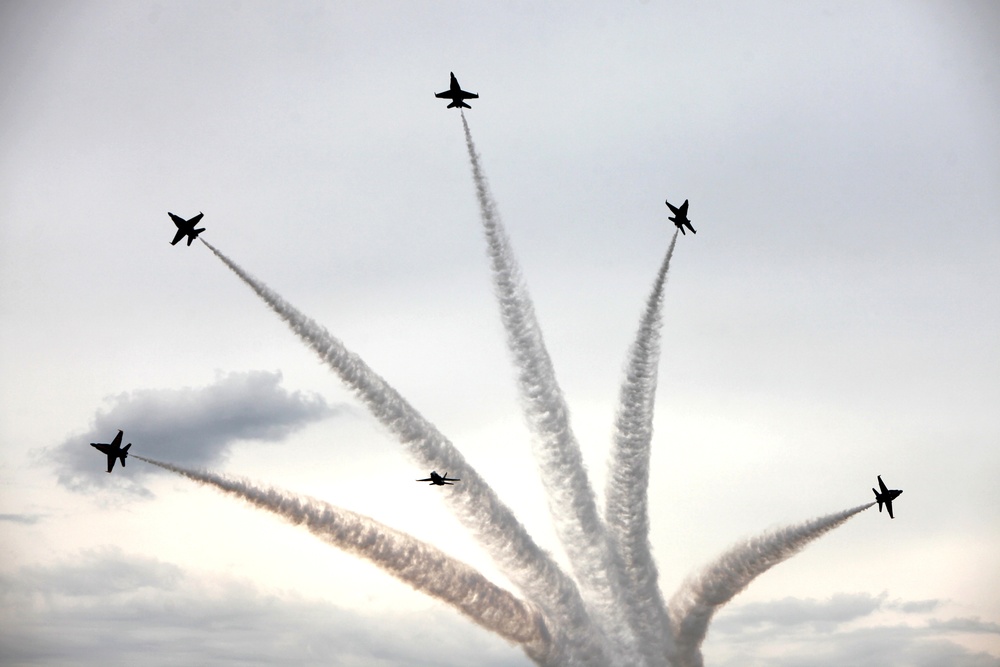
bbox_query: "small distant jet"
[435,72,478,109]
[417,471,460,486]
[90,429,131,473]
[168,211,206,246]
[665,199,696,235]
[872,475,903,519]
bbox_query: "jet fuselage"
[168,212,206,246]
[90,429,131,473]
[435,72,478,109]
[872,475,902,518]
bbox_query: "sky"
[1,1,999,665]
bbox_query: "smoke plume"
[199,238,607,666]
[668,503,875,667]
[604,233,679,666]
[134,455,553,661]
[461,112,639,666]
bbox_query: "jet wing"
[437,73,477,101]
[111,430,123,448]
[416,478,433,482]
[884,499,894,519]
[106,455,116,473]
[171,229,187,245]
[877,476,889,494]
[189,212,204,225]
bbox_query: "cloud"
[47,370,335,497]
[0,548,528,667]
[11,547,182,599]
[711,592,885,633]
[705,594,1000,667]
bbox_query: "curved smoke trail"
[198,239,605,667]
[668,502,875,667]
[133,455,552,661]
[460,112,637,666]
[604,234,678,666]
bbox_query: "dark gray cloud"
[47,371,334,496]
[0,548,529,667]
[706,594,1000,667]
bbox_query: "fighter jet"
[435,72,478,109]
[665,199,697,235]
[872,475,903,518]
[168,211,206,246]
[417,471,460,486]
[90,429,131,473]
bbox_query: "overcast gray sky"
[2,2,998,666]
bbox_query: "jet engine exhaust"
[133,455,554,661]
[461,111,641,666]
[605,232,679,665]
[668,502,875,667]
[198,237,605,667]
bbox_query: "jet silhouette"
[90,429,131,473]
[435,72,478,109]
[417,471,460,486]
[168,211,205,246]
[665,199,696,235]
[872,475,902,518]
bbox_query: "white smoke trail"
[198,239,606,667]
[604,234,678,667]
[668,502,875,667]
[460,112,638,666]
[134,455,552,661]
